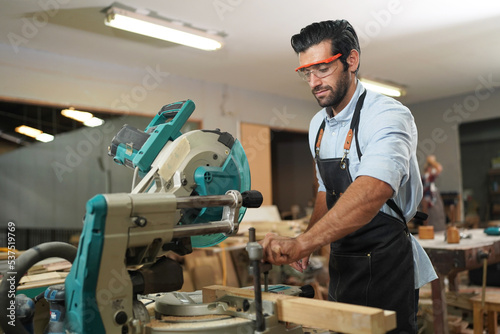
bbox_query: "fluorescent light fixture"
[104,6,224,51]
[61,108,105,127]
[36,133,55,143]
[61,108,94,122]
[83,117,105,127]
[15,125,42,138]
[15,125,54,143]
[360,78,406,97]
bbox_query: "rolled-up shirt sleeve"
[355,105,414,198]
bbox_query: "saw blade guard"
[110,100,254,248]
[160,129,251,247]
[189,137,251,247]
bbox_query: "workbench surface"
[415,228,500,276]
[414,228,500,334]
[415,228,500,250]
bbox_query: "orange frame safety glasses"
[295,53,342,72]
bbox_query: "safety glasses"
[295,53,342,82]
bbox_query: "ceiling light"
[360,78,406,97]
[36,133,55,143]
[15,125,54,143]
[83,117,105,127]
[61,108,105,127]
[15,125,42,138]
[104,5,224,51]
[61,108,94,122]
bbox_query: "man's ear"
[346,49,360,73]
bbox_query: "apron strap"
[314,89,408,224]
[344,90,366,152]
[314,119,326,160]
[315,90,367,159]
[386,198,407,224]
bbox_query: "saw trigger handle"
[242,190,263,208]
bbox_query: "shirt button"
[332,132,335,136]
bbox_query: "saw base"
[146,291,303,334]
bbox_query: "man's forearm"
[297,176,393,254]
[306,191,328,231]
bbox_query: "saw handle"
[242,190,263,208]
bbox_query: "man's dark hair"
[291,19,360,74]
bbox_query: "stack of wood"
[17,258,71,293]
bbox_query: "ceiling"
[1,0,500,147]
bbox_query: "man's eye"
[317,66,330,73]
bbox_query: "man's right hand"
[259,232,310,266]
[290,256,310,272]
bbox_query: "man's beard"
[312,70,349,110]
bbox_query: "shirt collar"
[323,79,365,124]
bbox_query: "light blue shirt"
[308,80,437,288]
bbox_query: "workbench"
[415,228,500,334]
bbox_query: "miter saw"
[61,99,309,334]
[0,99,309,334]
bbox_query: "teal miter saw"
[63,100,264,333]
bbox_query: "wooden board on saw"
[238,220,304,240]
[202,285,396,334]
[18,272,68,290]
[27,259,72,275]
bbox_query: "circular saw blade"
[152,130,251,247]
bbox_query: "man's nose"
[308,73,322,88]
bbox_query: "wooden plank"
[5,272,69,291]
[383,311,396,332]
[19,272,68,284]
[470,293,500,309]
[202,285,396,334]
[472,304,483,334]
[27,260,72,275]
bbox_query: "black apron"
[314,91,416,334]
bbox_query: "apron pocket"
[328,252,371,306]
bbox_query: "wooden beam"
[202,285,396,334]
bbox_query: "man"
[260,20,436,333]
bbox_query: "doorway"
[459,118,500,223]
[271,129,315,219]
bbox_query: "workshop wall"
[409,86,500,195]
